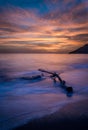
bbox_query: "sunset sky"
[0,0,88,53]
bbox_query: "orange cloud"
[0,2,88,53]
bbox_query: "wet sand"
[14,98,88,130]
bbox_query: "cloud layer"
[0,0,88,53]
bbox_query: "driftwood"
[38,69,73,94]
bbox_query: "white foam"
[0,54,88,130]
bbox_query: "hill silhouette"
[70,44,88,54]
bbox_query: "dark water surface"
[0,54,88,130]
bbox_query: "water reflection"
[0,54,88,130]
[0,61,12,81]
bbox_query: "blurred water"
[0,54,88,130]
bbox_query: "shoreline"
[14,98,88,130]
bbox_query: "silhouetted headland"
[70,44,88,54]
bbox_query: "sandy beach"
[14,98,88,130]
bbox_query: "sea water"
[0,54,88,130]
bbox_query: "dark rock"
[70,44,88,54]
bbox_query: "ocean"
[0,54,88,130]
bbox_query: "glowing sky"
[0,0,88,53]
